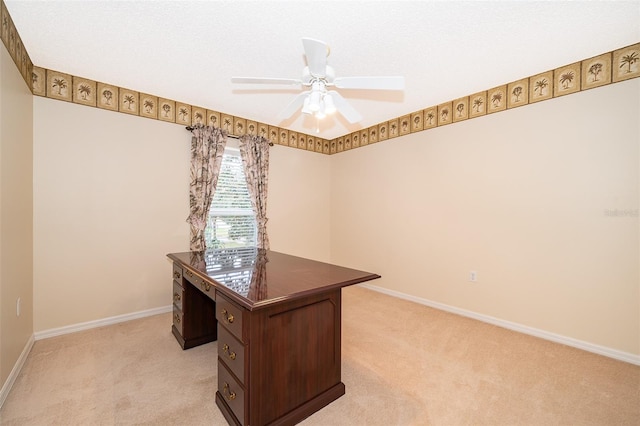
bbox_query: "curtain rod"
[185,126,274,146]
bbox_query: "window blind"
[205,149,257,249]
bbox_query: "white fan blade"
[328,90,362,123]
[278,91,310,120]
[231,77,302,85]
[302,38,329,78]
[333,76,404,90]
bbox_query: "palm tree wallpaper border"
[369,125,378,144]
[119,89,140,116]
[361,128,371,145]
[453,97,469,122]
[613,45,640,82]
[507,78,529,109]
[27,42,640,155]
[424,107,438,128]
[438,101,453,126]
[140,94,159,120]
[97,82,119,112]
[176,103,192,125]
[469,92,487,117]
[388,118,400,140]
[157,98,175,122]
[529,71,554,104]
[192,107,206,127]
[0,0,638,155]
[207,110,221,128]
[1,0,32,88]
[411,111,424,131]
[487,85,508,114]
[399,114,411,136]
[31,65,45,96]
[581,53,612,90]
[46,70,72,102]
[554,62,582,97]
[73,77,97,107]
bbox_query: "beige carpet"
[1,286,638,425]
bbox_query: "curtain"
[187,125,227,251]
[239,134,270,250]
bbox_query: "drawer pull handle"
[173,271,181,279]
[200,282,211,292]
[173,293,181,302]
[186,270,193,277]
[223,382,236,401]
[221,309,234,324]
[222,344,237,360]
[174,314,181,324]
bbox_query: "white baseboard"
[359,283,640,366]
[0,334,34,409]
[34,305,172,341]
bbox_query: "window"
[205,148,257,249]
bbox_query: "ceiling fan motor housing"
[302,65,335,85]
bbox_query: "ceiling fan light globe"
[315,110,326,119]
[323,94,337,114]
[301,96,313,114]
[309,91,321,112]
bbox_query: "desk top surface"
[168,248,380,310]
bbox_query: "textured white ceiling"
[6,0,640,139]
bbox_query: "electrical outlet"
[469,271,477,282]
[17,297,21,317]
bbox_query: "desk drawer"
[216,293,246,343]
[218,326,246,384]
[172,264,183,282]
[218,360,245,425]
[183,268,202,287]
[172,281,183,311]
[183,269,215,300]
[172,306,183,335]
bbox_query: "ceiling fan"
[231,38,404,125]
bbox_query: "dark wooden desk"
[167,248,380,426]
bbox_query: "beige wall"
[0,47,33,386]
[33,97,331,332]
[268,145,331,262]
[330,79,640,355]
